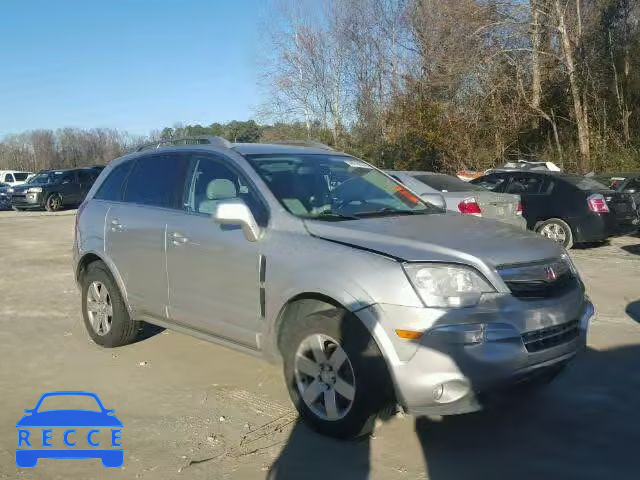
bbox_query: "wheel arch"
[270,292,382,362]
[75,251,130,308]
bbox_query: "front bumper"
[10,192,43,209]
[356,292,594,416]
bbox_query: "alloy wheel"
[540,222,567,244]
[86,281,113,336]
[294,334,356,421]
[47,195,61,211]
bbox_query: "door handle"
[170,231,189,246]
[110,219,123,232]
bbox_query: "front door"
[166,152,269,348]
[58,171,80,205]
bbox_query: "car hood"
[16,410,123,427]
[304,213,563,268]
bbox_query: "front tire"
[44,193,62,212]
[281,308,393,439]
[535,218,574,249]
[81,262,140,347]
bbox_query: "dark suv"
[10,168,99,212]
[471,171,638,248]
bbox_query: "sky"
[0,0,268,137]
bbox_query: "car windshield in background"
[13,172,29,181]
[562,176,609,191]
[413,174,487,193]
[246,154,438,220]
[28,173,54,184]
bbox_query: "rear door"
[105,153,189,319]
[503,173,553,228]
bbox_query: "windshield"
[246,154,440,220]
[561,176,609,191]
[413,174,487,193]
[28,173,53,184]
[36,394,102,412]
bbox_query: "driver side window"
[185,155,268,226]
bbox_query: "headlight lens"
[26,187,42,193]
[561,252,578,276]
[404,263,495,308]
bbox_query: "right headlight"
[403,263,495,308]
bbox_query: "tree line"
[2,1,639,175]
[261,0,640,174]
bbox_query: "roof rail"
[271,140,335,151]
[136,136,232,152]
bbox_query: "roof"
[231,142,347,156]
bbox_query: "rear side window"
[94,161,134,202]
[505,175,548,194]
[561,176,608,191]
[122,154,188,209]
[77,170,97,184]
[14,173,29,181]
[4,173,14,183]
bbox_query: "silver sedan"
[388,170,526,229]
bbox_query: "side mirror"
[420,193,446,210]
[213,199,261,242]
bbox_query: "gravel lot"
[0,212,639,480]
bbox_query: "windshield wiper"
[311,209,360,220]
[354,207,429,218]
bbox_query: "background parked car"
[592,172,640,215]
[470,171,638,248]
[0,170,32,186]
[0,182,11,209]
[10,167,99,212]
[387,170,526,229]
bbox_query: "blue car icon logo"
[15,391,123,468]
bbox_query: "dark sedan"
[471,170,638,248]
[592,172,640,215]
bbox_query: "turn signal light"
[395,329,423,340]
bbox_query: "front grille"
[498,258,580,300]
[505,273,579,299]
[522,319,579,353]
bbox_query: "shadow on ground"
[626,300,640,323]
[621,243,640,255]
[267,345,640,480]
[133,323,165,343]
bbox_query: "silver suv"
[73,137,594,439]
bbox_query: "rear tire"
[81,261,140,347]
[535,218,574,249]
[281,307,394,439]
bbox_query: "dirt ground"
[0,212,639,480]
